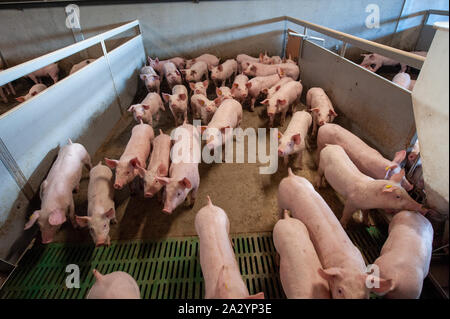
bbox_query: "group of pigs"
[24,50,432,299]
[0,58,95,103]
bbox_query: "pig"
[243,62,299,80]
[273,210,330,299]
[278,168,393,298]
[195,196,265,299]
[261,81,303,127]
[69,59,96,75]
[374,210,433,299]
[139,66,160,94]
[213,86,233,106]
[26,63,59,84]
[360,52,426,73]
[190,94,217,124]
[181,61,209,83]
[316,144,426,228]
[86,269,140,299]
[162,85,188,126]
[306,87,337,136]
[203,99,243,150]
[282,55,297,65]
[392,72,411,90]
[156,123,200,214]
[127,92,165,125]
[24,139,92,244]
[189,80,209,96]
[162,62,182,90]
[245,73,281,111]
[258,52,282,65]
[105,121,154,190]
[15,83,47,102]
[133,129,171,198]
[236,54,260,72]
[277,111,312,168]
[185,53,220,69]
[261,76,294,99]
[316,123,413,191]
[210,59,238,87]
[230,74,249,103]
[75,162,116,246]
[148,56,185,74]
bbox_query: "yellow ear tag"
[385,166,390,171]
[199,100,205,106]
[218,89,222,96]
[385,185,392,189]
[278,132,282,139]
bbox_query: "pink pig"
[306,87,337,136]
[243,62,299,80]
[392,72,411,90]
[213,86,233,106]
[230,74,249,103]
[148,56,185,74]
[277,111,312,168]
[191,94,217,124]
[162,62,182,89]
[15,83,47,102]
[69,59,96,75]
[262,81,303,127]
[210,59,238,87]
[134,129,171,198]
[374,211,433,299]
[140,66,160,94]
[181,61,209,83]
[316,144,425,228]
[236,54,260,72]
[86,269,140,299]
[26,63,59,84]
[157,123,200,214]
[245,73,281,111]
[195,196,265,299]
[24,139,92,244]
[261,77,294,99]
[105,122,154,190]
[317,123,413,191]
[75,162,116,246]
[127,92,165,125]
[278,169,393,298]
[273,210,330,299]
[185,53,220,69]
[407,140,420,168]
[189,80,209,96]
[162,85,188,126]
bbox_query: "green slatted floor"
[0,228,385,299]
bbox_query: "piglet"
[15,83,47,102]
[317,123,413,191]
[86,269,140,299]
[69,59,96,75]
[140,66,160,94]
[245,73,281,111]
[75,162,115,246]
[185,53,220,69]
[374,211,433,299]
[316,144,425,228]
[306,87,337,136]
[261,77,294,99]
[392,72,411,90]
[277,111,312,168]
[105,121,154,190]
[273,210,330,299]
[181,61,209,83]
[360,53,405,72]
[231,74,249,103]
[189,80,209,96]
[203,99,243,150]
[278,168,393,298]
[24,139,92,243]
[195,196,264,299]
[127,92,165,125]
[134,129,171,198]
[243,62,299,80]
[262,81,303,127]
[191,94,217,124]
[148,57,185,74]
[26,63,59,84]
[210,59,238,87]
[213,86,233,106]
[162,85,188,126]
[236,54,260,72]
[162,62,182,90]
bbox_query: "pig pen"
[0,18,445,299]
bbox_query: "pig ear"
[178,93,187,101]
[129,157,141,168]
[24,211,40,230]
[218,65,223,72]
[382,184,399,193]
[178,177,192,189]
[75,215,90,228]
[15,96,26,102]
[189,82,196,90]
[140,74,147,80]
[104,158,118,169]
[261,99,269,105]
[277,131,283,139]
[214,98,221,106]
[142,104,150,110]
[48,209,66,226]
[136,165,146,178]
[393,150,407,164]
[104,208,116,220]
[245,82,252,89]
[31,92,38,96]
[203,80,209,88]
[292,133,301,145]
[310,107,320,113]
[199,99,205,106]
[261,88,268,95]
[329,109,338,117]
[155,57,159,63]
[245,292,265,299]
[233,83,239,88]
[318,267,342,281]
[259,53,264,62]
[250,65,257,72]
[366,276,395,295]
[156,176,171,185]
[92,269,103,282]
[162,93,170,103]
[191,70,197,76]
[389,169,405,184]
[127,105,136,112]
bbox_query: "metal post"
[100,40,124,115]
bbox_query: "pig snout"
[278,149,284,157]
[114,183,123,190]
[319,120,325,126]
[162,206,173,214]
[144,191,154,198]
[41,232,55,244]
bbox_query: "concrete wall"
[0,0,409,66]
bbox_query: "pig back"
[121,123,154,163]
[88,163,114,212]
[86,271,140,299]
[209,99,242,129]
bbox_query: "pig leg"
[340,202,357,228]
[184,110,188,123]
[250,97,256,112]
[312,121,318,137]
[188,187,198,207]
[50,73,58,84]
[69,199,77,228]
[362,209,374,226]
[314,165,325,188]
[28,74,39,84]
